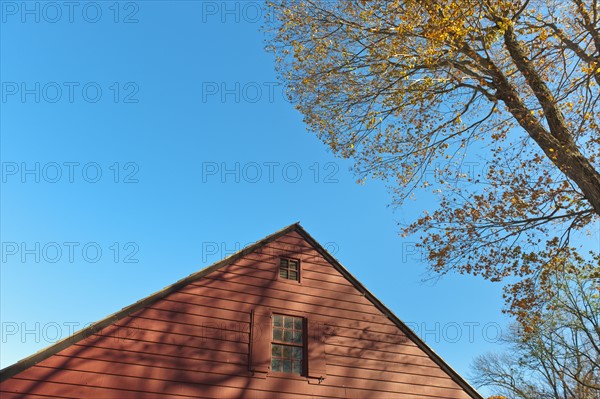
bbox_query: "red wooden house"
[0,223,483,399]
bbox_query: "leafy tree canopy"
[265,0,600,319]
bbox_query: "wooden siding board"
[6,366,472,399]
[189,278,398,325]
[197,272,364,299]
[71,322,250,360]
[174,280,379,316]
[2,367,464,399]
[0,393,78,399]
[172,288,386,326]
[56,346,249,371]
[327,352,451,376]
[173,285,379,318]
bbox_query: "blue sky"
[0,1,512,392]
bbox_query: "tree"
[265,0,599,318]
[472,257,600,399]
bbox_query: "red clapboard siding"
[0,225,479,399]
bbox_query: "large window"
[271,314,304,375]
[250,307,325,379]
[279,258,300,282]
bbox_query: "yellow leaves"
[495,17,513,33]
[365,115,379,129]
[581,62,600,75]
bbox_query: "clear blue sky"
[1,1,512,392]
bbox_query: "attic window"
[271,314,304,375]
[279,258,300,281]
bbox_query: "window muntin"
[271,314,304,375]
[279,258,300,281]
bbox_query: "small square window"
[271,314,305,375]
[279,258,300,282]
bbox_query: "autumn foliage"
[265,0,599,321]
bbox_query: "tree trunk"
[496,25,600,216]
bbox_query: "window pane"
[292,347,303,359]
[283,329,292,342]
[273,315,282,327]
[289,271,298,280]
[292,360,302,374]
[284,316,293,328]
[289,261,298,270]
[280,259,288,267]
[272,345,281,357]
[271,359,282,372]
[283,360,292,373]
[282,345,291,359]
[293,331,303,343]
[293,317,303,330]
[273,328,283,341]
[279,269,288,278]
